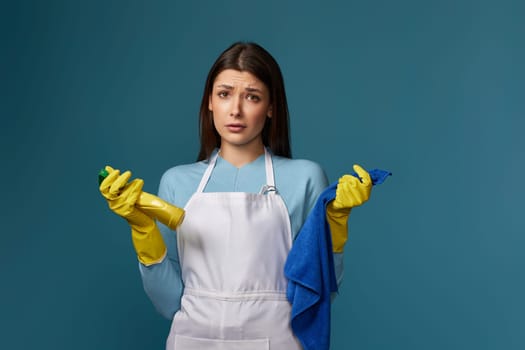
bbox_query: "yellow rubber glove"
[326,164,372,253]
[99,166,167,266]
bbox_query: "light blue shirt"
[139,150,344,319]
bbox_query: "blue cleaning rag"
[284,169,391,350]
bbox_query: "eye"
[246,94,261,102]
[217,91,229,98]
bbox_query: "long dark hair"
[197,42,292,161]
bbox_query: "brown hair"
[197,42,292,161]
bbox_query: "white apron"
[166,149,302,350]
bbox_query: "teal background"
[2,0,524,349]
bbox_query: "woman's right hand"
[99,165,154,228]
[98,165,167,266]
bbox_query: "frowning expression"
[208,69,272,150]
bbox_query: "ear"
[208,95,213,111]
[267,105,273,118]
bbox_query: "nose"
[230,94,242,118]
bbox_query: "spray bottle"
[98,168,184,230]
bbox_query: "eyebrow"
[215,84,234,90]
[245,87,263,93]
[215,84,263,93]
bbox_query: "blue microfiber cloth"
[284,169,391,350]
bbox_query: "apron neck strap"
[264,148,275,188]
[196,148,275,193]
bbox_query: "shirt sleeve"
[138,170,184,320]
[332,252,344,295]
[300,162,345,292]
[303,162,329,217]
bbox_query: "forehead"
[214,69,266,89]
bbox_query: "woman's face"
[209,69,272,151]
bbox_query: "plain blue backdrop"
[1,0,524,349]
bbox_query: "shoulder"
[158,160,208,204]
[272,156,329,203]
[271,155,329,235]
[272,155,328,184]
[161,161,208,183]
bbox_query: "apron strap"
[261,148,278,195]
[264,148,275,187]
[196,151,219,193]
[196,148,276,194]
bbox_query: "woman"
[100,42,372,349]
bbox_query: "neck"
[219,142,265,168]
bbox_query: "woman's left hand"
[332,164,372,209]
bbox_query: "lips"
[225,124,246,133]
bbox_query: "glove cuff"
[131,223,167,266]
[326,201,351,253]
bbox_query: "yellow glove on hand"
[327,164,372,253]
[99,166,167,266]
